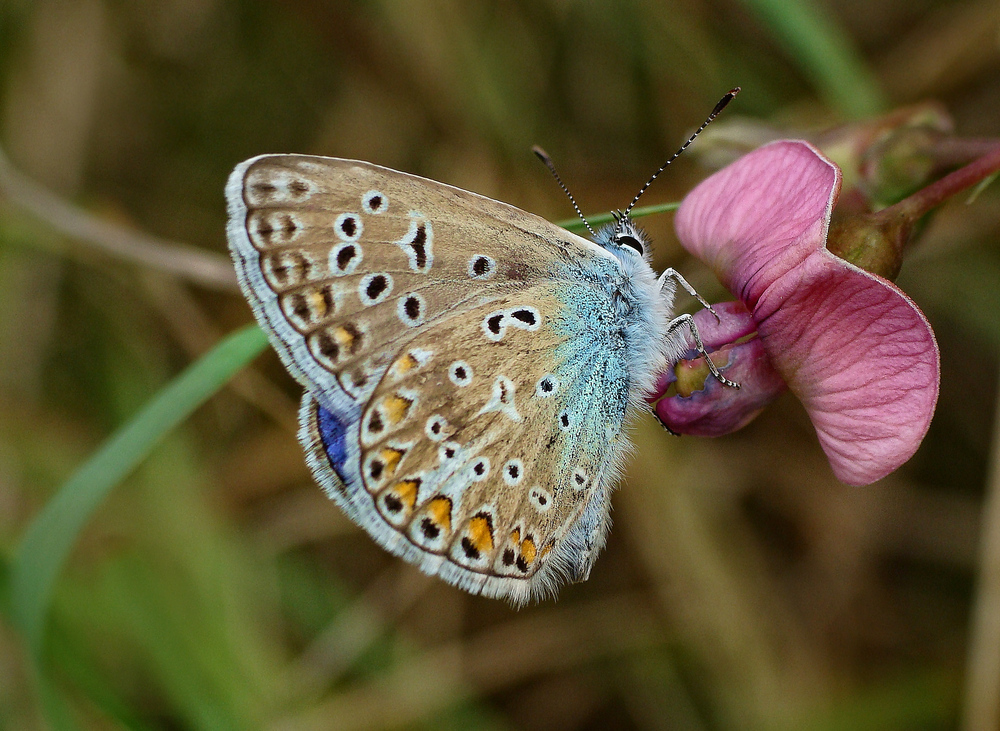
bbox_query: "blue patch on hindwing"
[316,402,350,480]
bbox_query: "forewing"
[225,154,613,418]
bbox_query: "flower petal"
[652,345,788,437]
[754,251,940,485]
[680,300,759,350]
[651,302,787,437]
[675,140,840,309]
[674,139,940,485]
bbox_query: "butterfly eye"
[615,234,644,255]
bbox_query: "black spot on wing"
[337,245,357,270]
[421,517,440,539]
[366,275,388,299]
[510,309,536,326]
[411,224,428,269]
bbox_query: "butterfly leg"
[657,268,721,323]
[665,313,741,389]
[651,407,680,436]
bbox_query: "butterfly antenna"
[533,145,598,239]
[621,87,740,221]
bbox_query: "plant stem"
[886,144,1000,225]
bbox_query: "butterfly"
[225,91,739,605]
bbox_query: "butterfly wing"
[227,155,646,603]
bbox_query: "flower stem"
[828,142,1000,280]
[886,143,1000,225]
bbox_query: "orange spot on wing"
[334,325,356,349]
[521,537,537,564]
[381,394,413,425]
[308,290,329,317]
[426,496,453,532]
[392,353,418,376]
[467,515,494,554]
[394,480,419,510]
[379,447,404,475]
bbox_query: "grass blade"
[10,324,269,658]
[556,201,680,233]
[739,0,886,118]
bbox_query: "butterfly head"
[594,211,650,264]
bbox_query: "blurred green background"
[1,1,999,729]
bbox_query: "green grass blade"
[33,668,80,731]
[556,201,680,233]
[739,0,886,118]
[10,324,269,658]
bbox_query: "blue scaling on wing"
[550,254,635,452]
[316,401,351,481]
[540,255,643,580]
[299,393,370,525]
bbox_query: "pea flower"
[651,140,940,486]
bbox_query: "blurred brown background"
[1,1,999,729]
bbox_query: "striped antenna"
[621,87,740,221]
[533,145,598,239]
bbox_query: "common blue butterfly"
[226,90,738,605]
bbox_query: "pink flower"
[652,301,787,437]
[652,141,940,486]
